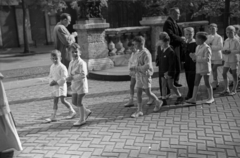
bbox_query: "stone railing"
[178,20,209,32]
[105,26,151,56]
[104,26,151,66]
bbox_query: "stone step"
[88,63,159,81]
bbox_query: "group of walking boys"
[124,8,240,118]
[47,8,240,123]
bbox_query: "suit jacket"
[156,46,176,77]
[163,17,184,49]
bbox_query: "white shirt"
[206,33,223,61]
[68,57,88,82]
[49,63,68,86]
[222,37,240,62]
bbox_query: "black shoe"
[174,83,182,87]
[175,97,184,105]
[185,96,190,100]
[162,99,168,106]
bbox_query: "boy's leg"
[72,93,78,106]
[46,97,58,122]
[143,76,163,112]
[60,96,76,119]
[73,93,86,126]
[124,77,136,107]
[161,77,168,106]
[131,87,144,118]
[187,72,196,99]
[212,64,220,90]
[203,75,215,103]
[230,68,238,95]
[167,77,184,105]
[186,74,202,103]
[221,67,230,95]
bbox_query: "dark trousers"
[185,71,195,98]
[174,47,181,84]
[158,75,170,97]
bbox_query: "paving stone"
[5,72,240,158]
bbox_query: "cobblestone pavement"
[4,72,240,158]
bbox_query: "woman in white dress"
[0,73,22,158]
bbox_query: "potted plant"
[71,0,108,20]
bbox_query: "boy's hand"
[181,36,186,41]
[164,72,170,79]
[189,53,196,60]
[72,32,78,37]
[222,50,231,54]
[66,76,73,82]
[50,80,58,86]
[130,66,137,71]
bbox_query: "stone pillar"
[140,16,167,61]
[73,19,114,71]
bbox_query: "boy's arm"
[57,66,68,86]
[49,66,54,84]
[163,21,185,46]
[72,62,88,81]
[222,40,229,51]
[136,52,151,73]
[230,40,240,54]
[196,47,211,63]
[211,36,223,51]
[57,26,75,47]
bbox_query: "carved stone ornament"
[75,0,104,20]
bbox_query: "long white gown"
[0,79,22,152]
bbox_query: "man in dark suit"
[163,7,185,87]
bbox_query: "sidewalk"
[3,70,240,158]
[0,45,53,82]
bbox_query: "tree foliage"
[132,0,240,18]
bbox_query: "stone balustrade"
[178,20,209,32]
[105,26,151,56]
[104,26,151,66]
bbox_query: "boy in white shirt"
[46,50,76,122]
[206,23,223,90]
[124,41,153,107]
[220,26,240,96]
[67,43,92,126]
[130,36,163,118]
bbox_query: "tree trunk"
[22,0,30,53]
[223,0,230,39]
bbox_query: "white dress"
[49,63,68,97]
[0,79,22,152]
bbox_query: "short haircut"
[209,23,218,28]
[184,27,194,33]
[169,7,180,14]
[226,25,236,32]
[159,32,170,42]
[128,41,134,47]
[70,43,80,50]
[51,50,61,57]
[60,13,70,21]
[133,36,145,45]
[196,32,208,42]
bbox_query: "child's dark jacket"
[156,46,176,77]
